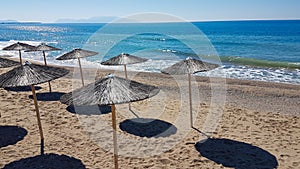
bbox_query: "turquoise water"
[196,20,300,63]
[0,20,299,84]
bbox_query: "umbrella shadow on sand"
[0,126,27,148]
[195,138,278,169]
[28,92,66,101]
[3,153,86,169]
[4,86,42,92]
[119,118,177,138]
[66,104,111,115]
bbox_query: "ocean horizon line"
[2,18,300,24]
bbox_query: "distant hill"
[0,20,41,24]
[55,16,118,23]
[0,19,18,23]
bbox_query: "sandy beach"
[0,63,299,169]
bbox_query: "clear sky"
[0,0,299,22]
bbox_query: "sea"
[0,20,299,84]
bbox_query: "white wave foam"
[81,58,300,84]
[54,58,300,85]
[196,65,300,84]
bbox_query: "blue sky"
[0,0,299,22]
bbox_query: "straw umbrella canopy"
[60,74,160,169]
[0,57,19,68]
[101,53,148,112]
[0,61,69,155]
[25,43,61,66]
[56,49,98,86]
[101,53,148,79]
[161,57,219,128]
[2,42,35,64]
[25,43,61,92]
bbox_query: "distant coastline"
[191,18,300,22]
[1,18,299,24]
[0,20,42,24]
[54,19,300,24]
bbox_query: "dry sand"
[0,64,299,169]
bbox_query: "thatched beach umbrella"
[101,53,148,112]
[60,74,160,169]
[101,53,148,79]
[25,43,61,92]
[2,42,35,64]
[25,43,61,66]
[161,57,219,128]
[0,61,69,155]
[56,49,98,86]
[0,57,19,68]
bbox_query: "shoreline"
[2,55,300,85]
[1,57,300,116]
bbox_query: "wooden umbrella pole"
[78,58,85,86]
[18,50,22,65]
[43,51,52,92]
[123,64,128,79]
[47,81,52,93]
[31,85,44,155]
[42,51,47,66]
[111,104,119,169]
[188,73,193,128]
[124,64,132,110]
